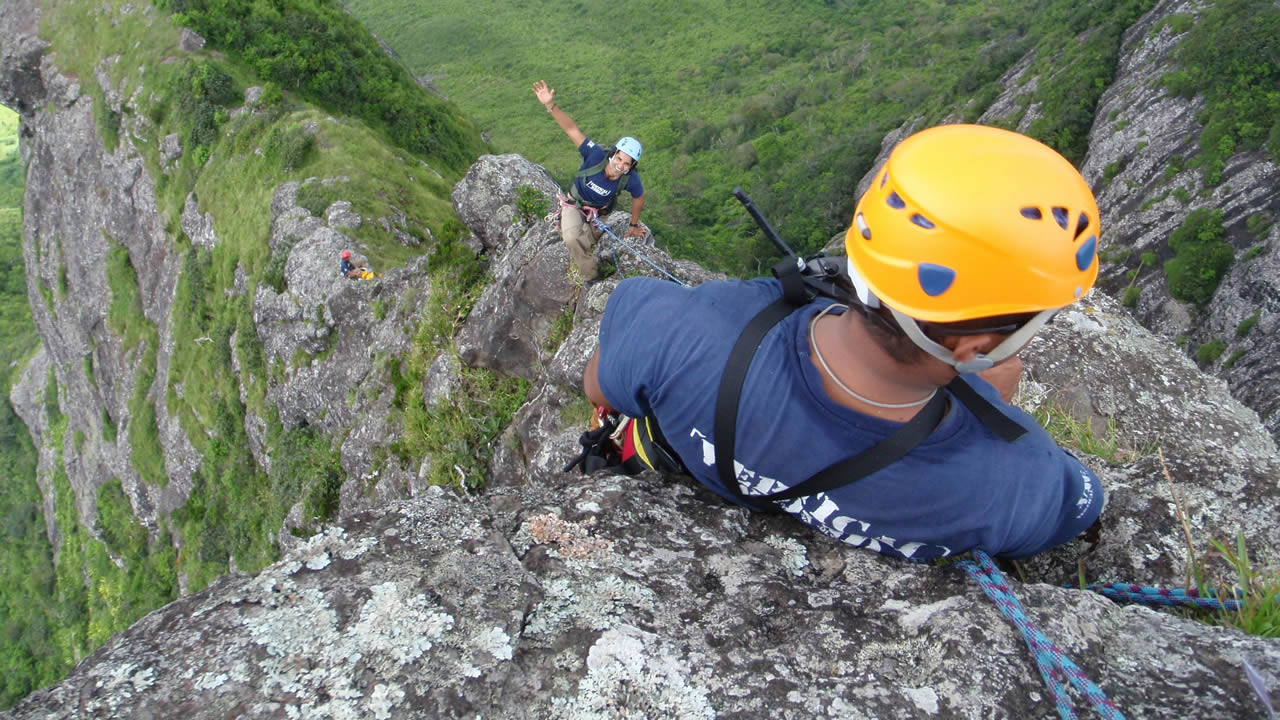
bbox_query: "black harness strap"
[946,374,1026,442]
[713,289,1025,510]
[756,388,948,503]
[713,296,798,509]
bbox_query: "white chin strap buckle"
[890,307,1060,373]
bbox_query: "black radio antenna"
[733,187,804,272]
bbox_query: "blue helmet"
[615,136,642,162]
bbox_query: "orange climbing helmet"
[845,124,1100,324]
[341,250,352,259]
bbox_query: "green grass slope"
[346,0,1154,274]
[0,0,493,704]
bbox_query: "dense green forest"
[164,0,489,172]
[344,0,1155,274]
[0,107,61,706]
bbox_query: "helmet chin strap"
[845,257,1057,374]
[847,258,882,310]
[888,306,1058,374]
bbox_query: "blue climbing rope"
[958,551,1126,720]
[1071,582,1249,612]
[592,218,688,287]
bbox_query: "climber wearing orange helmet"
[533,79,646,284]
[580,124,1105,560]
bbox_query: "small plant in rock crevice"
[513,184,548,227]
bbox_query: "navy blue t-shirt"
[572,138,644,208]
[595,276,1104,560]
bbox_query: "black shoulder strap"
[713,298,1025,509]
[575,156,609,182]
[713,296,798,508]
[946,375,1026,442]
[755,389,947,503]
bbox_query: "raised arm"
[533,80,587,149]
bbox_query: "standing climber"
[579,124,1107,561]
[533,79,646,284]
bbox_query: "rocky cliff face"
[982,0,1280,435]
[10,152,1280,719]
[2,9,194,541]
[3,0,1280,716]
[0,0,450,560]
[1081,0,1280,438]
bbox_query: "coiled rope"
[958,551,1126,720]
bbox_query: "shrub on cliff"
[165,0,486,171]
[1163,208,1233,308]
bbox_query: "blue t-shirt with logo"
[595,276,1104,560]
[572,138,644,208]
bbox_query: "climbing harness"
[563,406,687,476]
[559,193,600,224]
[961,551,1126,720]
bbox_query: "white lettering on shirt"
[688,425,950,559]
[1074,467,1095,518]
[585,179,614,197]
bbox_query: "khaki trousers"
[561,206,603,279]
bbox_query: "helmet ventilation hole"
[887,192,906,209]
[1075,212,1091,239]
[910,213,936,229]
[880,172,889,189]
[855,213,872,240]
[1052,207,1069,230]
[1020,207,1042,220]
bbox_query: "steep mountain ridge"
[9,150,1280,719]
[2,0,1279,714]
[0,0,490,694]
[1080,0,1280,435]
